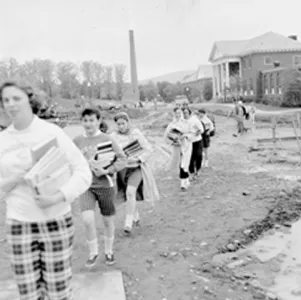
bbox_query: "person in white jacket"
[164,107,192,190]
[182,107,204,179]
[0,81,92,300]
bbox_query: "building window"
[248,78,253,94]
[264,56,273,65]
[270,73,274,94]
[264,74,268,94]
[242,59,246,69]
[248,57,252,69]
[242,79,247,92]
[293,55,301,67]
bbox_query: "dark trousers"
[189,140,203,174]
[179,168,190,179]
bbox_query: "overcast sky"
[0,0,300,80]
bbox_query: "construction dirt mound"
[219,187,301,253]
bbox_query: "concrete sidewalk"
[0,270,126,300]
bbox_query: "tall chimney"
[288,35,298,40]
[129,30,140,103]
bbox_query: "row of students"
[0,80,158,299]
[74,108,159,268]
[164,106,214,190]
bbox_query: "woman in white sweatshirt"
[0,81,92,300]
[182,107,204,179]
[164,107,192,190]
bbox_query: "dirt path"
[0,111,297,300]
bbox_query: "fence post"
[272,116,277,156]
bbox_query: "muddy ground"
[1,108,301,300]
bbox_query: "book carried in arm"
[122,140,144,165]
[24,137,71,195]
[167,127,183,143]
[93,141,116,168]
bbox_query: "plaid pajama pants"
[6,212,74,300]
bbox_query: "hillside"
[140,70,195,84]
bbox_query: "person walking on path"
[0,80,92,300]
[198,109,214,168]
[73,107,127,267]
[182,107,204,180]
[164,107,193,190]
[111,112,159,236]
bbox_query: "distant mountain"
[140,70,195,85]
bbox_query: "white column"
[216,64,221,97]
[239,60,243,95]
[220,63,225,94]
[225,62,230,88]
[212,65,216,99]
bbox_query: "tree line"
[0,57,127,101]
[139,80,213,103]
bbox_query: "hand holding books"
[123,139,144,166]
[35,191,65,209]
[1,173,26,194]
[167,127,183,145]
[89,160,109,177]
[24,137,72,201]
[93,141,115,169]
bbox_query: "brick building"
[180,65,213,101]
[208,31,301,99]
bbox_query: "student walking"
[111,112,159,236]
[0,81,92,300]
[73,107,127,267]
[228,101,247,136]
[182,107,204,179]
[198,109,214,168]
[164,107,193,190]
[249,101,256,130]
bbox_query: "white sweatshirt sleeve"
[208,118,214,132]
[55,127,92,203]
[0,173,5,201]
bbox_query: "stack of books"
[167,127,183,143]
[24,137,71,195]
[123,139,144,160]
[94,141,115,168]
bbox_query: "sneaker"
[85,254,99,268]
[105,253,115,265]
[204,160,209,168]
[124,226,132,236]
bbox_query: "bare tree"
[81,60,93,84]
[104,66,113,99]
[57,62,80,99]
[91,62,103,99]
[114,64,126,100]
[0,57,20,81]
